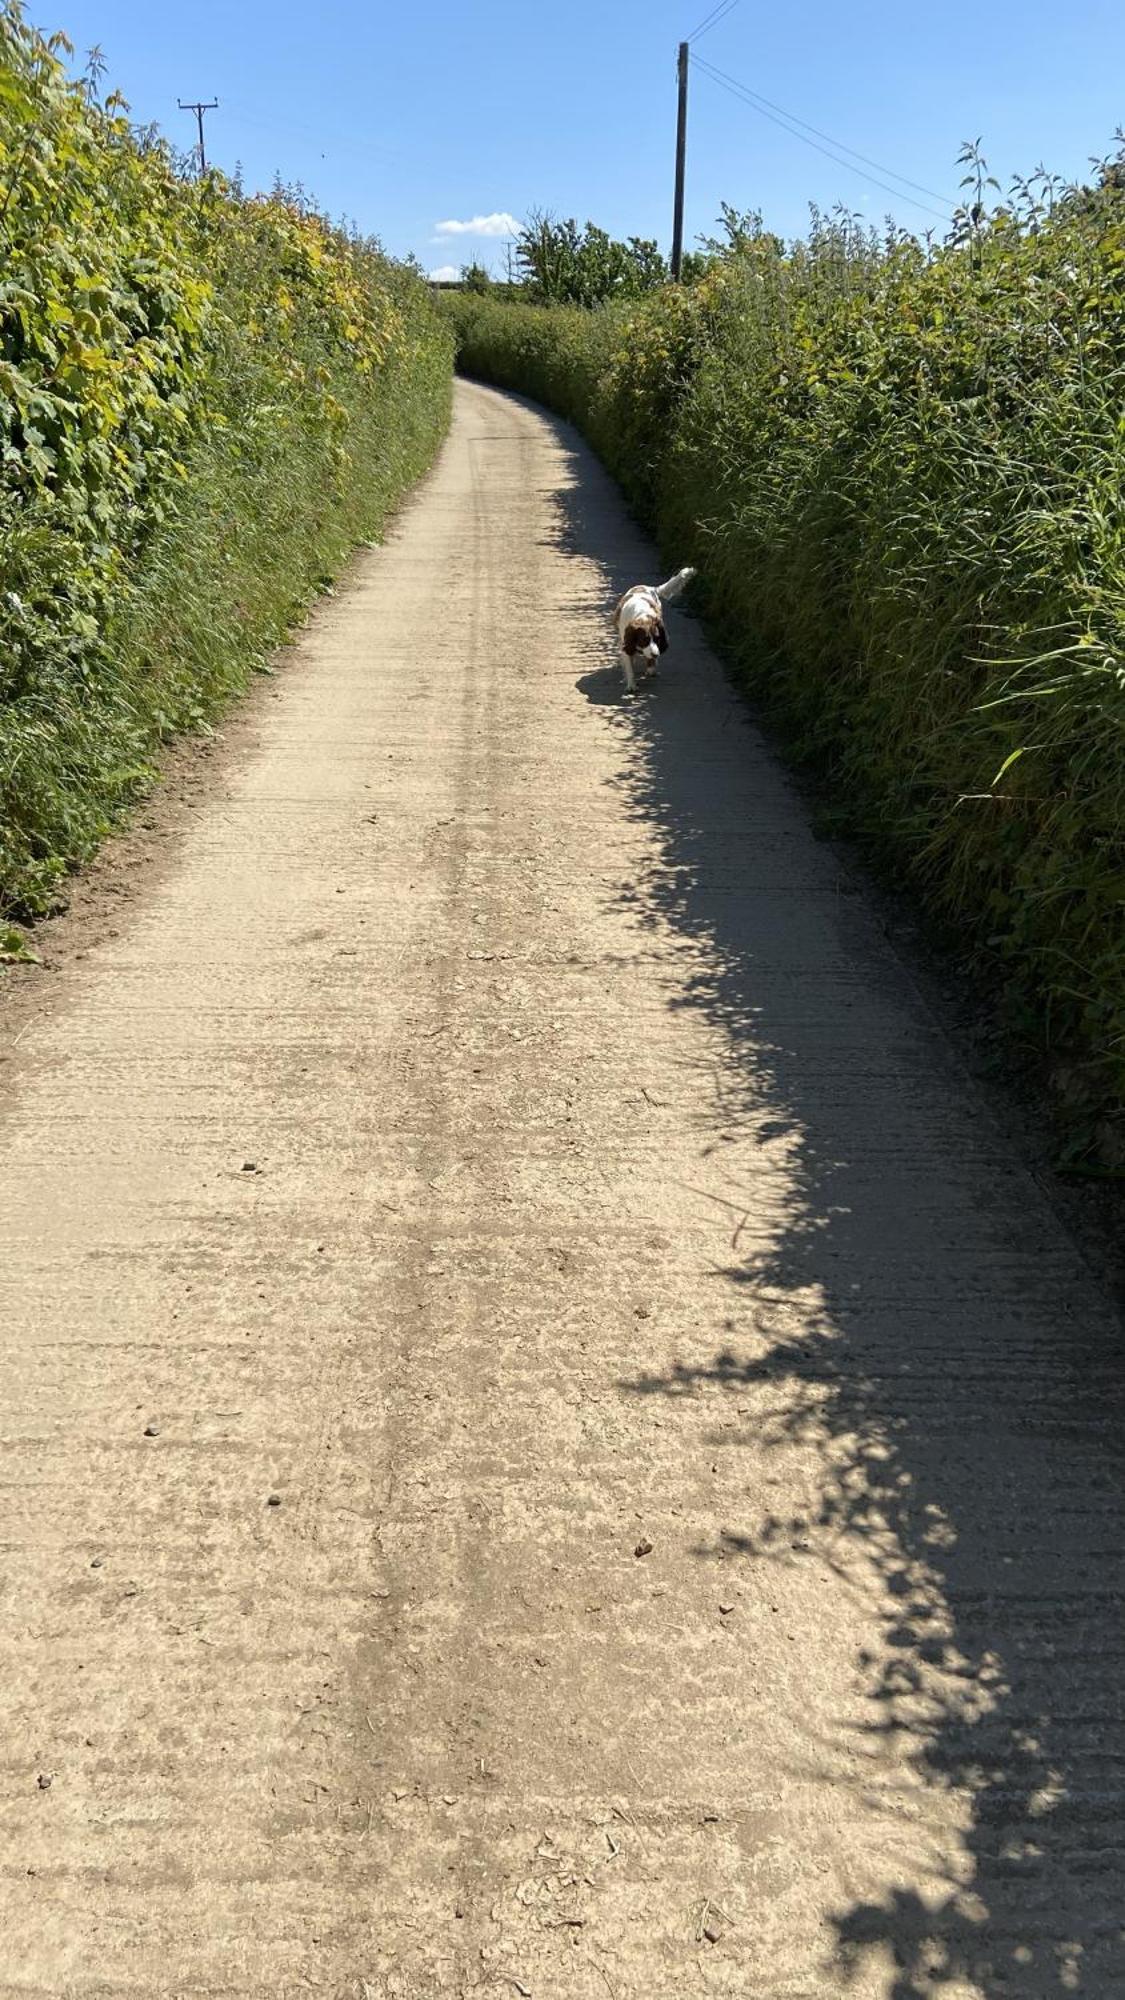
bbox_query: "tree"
[515,211,668,306]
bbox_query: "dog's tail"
[656,566,696,604]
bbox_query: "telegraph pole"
[671,42,688,280]
[178,99,218,174]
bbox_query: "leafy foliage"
[516,210,668,307]
[448,174,1125,1165]
[0,3,452,913]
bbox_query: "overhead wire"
[691,52,954,221]
[694,54,952,207]
[684,0,741,47]
[223,100,400,165]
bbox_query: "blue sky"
[46,0,1125,273]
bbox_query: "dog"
[611,568,696,695]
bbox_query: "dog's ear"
[655,620,669,654]
[623,620,644,656]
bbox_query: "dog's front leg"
[620,651,636,695]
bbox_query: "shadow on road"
[531,392,1125,1997]
[575,666,623,706]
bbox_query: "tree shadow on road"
[531,394,1125,1998]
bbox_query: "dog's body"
[611,568,695,694]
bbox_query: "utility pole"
[671,42,688,281]
[178,99,218,175]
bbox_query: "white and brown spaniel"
[611,567,696,695]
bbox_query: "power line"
[691,54,953,221]
[223,101,400,166]
[684,1,726,41]
[685,0,741,45]
[695,55,952,208]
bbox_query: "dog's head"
[623,615,668,664]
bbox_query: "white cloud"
[428,264,461,282]
[434,211,519,239]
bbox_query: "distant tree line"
[453,147,1125,303]
[458,209,719,305]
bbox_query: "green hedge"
[0,5,452,919]
[447,205,1125,1168]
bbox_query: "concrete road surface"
[2,381,1123,1998]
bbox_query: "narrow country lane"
[1,380,1123,1999]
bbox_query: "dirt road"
[2,381,1124,1999]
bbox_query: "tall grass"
[0,5,452,920]
[448,184,1125,1166]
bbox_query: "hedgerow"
[447,189,1125,1166]
[0,3,452,919]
